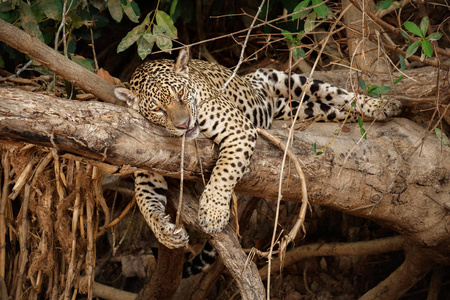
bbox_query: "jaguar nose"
[175,118,190,129]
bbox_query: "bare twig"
[0,150,11,279]
[15,183,31,300]
[259,236,406,279]
[64,161,84,299]
[221,0,266,91]
[176,134,186,226]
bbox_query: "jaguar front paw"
[155,215,189,249]
[198,206,230,234]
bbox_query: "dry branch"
[258,235,406,280]
[166,185,266,300]
[0,19,121,105]
[0,87,449,265]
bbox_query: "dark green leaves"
[359,77,391,97]
[292,0,310,20]
[312,0,327,18]
[357,117,367,140]
[19,1,44,42]
[404,21,423,38]
[375,0,393,10]
[108,0,140,23]
[403,17,443,59]
[282,30,306,59]
[117,10,178,59]
[312,143,323,155]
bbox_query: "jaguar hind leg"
[134,171,189,249]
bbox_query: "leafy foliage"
[117,10,178,59]
[281,0,330,59]
[358,77,391,98]
[402,17,443,60]
[0,0,114,71]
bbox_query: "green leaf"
[69,13,84,29]
[375,0,392,10]
[420,16,429,37]
[427,32,443,41]
[153,24,173,51]
[19,1,44,42]
[123,0,140,23]
[399,29,409,39]
[435,128,450,147]
[312,0,327,18]
[117,23,145,53]
[393,54,405,85]
[405,40,421,58]
[292,0,310,20]
[107,0,123,23]
[421,38,433,57]
[359,77,367,91]
[367,85,391,97]
[155,10,177,39]
[39,0,62,20]
[357,117,367,139]
[170,0,178,16]
[312,142,323,155]
[282,30,294,42]
[70,55,94,72]
[292,47,306,59]
[137,35,155,60]
[398,54,405,72]
[404,21,423,37]
[304,11,316,33]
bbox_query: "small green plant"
[402,17,443,60]
[282,0,330,60]
[282,31,306,59]
[358,77,392,98]
[312,142,323,155]
[117,10,177,60]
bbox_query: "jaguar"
[114,49,401,251]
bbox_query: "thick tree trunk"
[0,87,449,264]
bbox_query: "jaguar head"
[115,49,200,140]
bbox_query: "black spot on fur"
[327,111,336,120]
[300,76,307,85]
[320,103,331,113]
[305,107,314,119]
[310,81,320,94]
[271,73,278,82]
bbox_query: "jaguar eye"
[178,90,184,97]
[153,107,165,114]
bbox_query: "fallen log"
[0,87,449,264]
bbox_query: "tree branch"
[1,87,449,263]
[0,19,121,105]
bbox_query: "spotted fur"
[115,49,401,250]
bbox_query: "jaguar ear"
[114,87,140,111]
[174,48,190,76]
